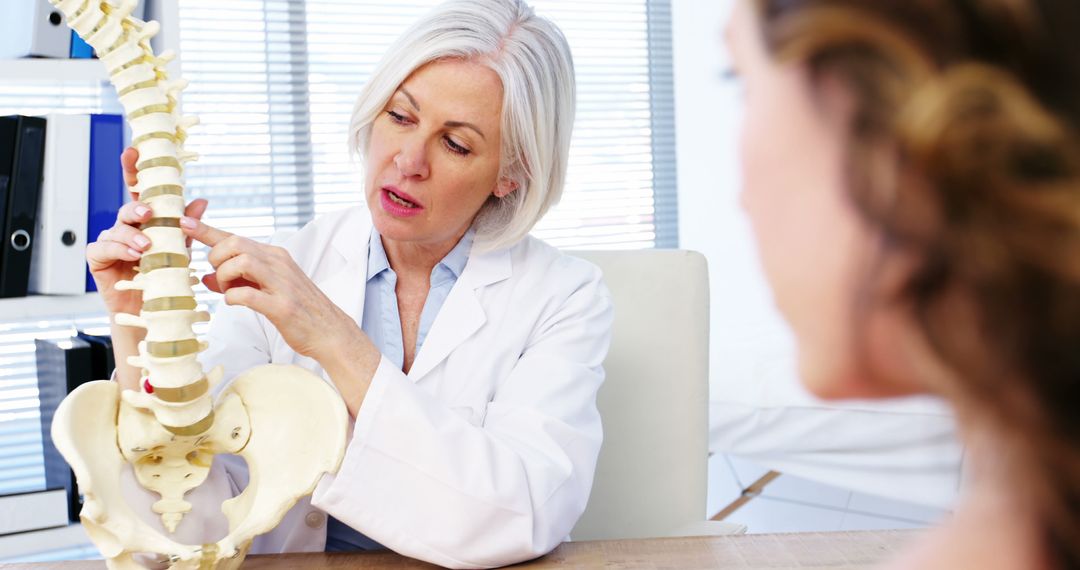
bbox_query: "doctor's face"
[365,59,510,248]
[727,1,923,399]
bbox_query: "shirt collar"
[439,228,473,280]
[367,227,474,283]
[367,227,391,283]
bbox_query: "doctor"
[87,0,612,567]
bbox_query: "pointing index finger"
[180,216,234,247]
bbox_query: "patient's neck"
[887,436,1050,570]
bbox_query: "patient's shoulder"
[884,508,1049,570]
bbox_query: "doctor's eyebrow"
[400,88,421,111]
[445,120,486,140]
[397,88,487,140]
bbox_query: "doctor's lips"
[380,185,425,217]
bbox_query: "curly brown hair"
[753,1,1080,567]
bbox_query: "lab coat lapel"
[318,249,368,328]
[279,209,370,387]
[318,210,373,329]
[406,245,512,382]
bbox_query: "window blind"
[0,0,676,517]
[177,0,316,241]
[180,0,678,248]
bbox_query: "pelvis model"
[45,1,348,568]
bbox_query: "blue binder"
[69,1,147,59]
[86,114,125,293]
[70,31,93,59]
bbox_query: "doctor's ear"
[493,178,519,199]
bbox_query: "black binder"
[0,119,16,294]
[0,116,47,298]
[35,336,93,522]
[76,330,116,381]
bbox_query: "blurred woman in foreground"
[727,1,1080,568]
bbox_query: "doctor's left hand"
[180,215,358,362]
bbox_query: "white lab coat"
[130,206,613,568]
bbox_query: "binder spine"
[35,337,93,522]
[85,114,125,293]
[0,116,47,298]
[0,1,70,60]
[0,118,17,277]
[30,114,91,295]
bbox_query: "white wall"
[669,0,963,510]
[670,0,792,411]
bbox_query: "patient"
[726,1,1080,568]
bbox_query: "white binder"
[0,1,72,59]
[29,114,90,295]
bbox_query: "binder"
[86,114,125,293]
[69,2,147,59]
[0,119,16,283]
[0,0,71,59]
[70,31,94,59]
[35,337,94,523]
[29,114,91,295]
[76,330,116,381]
[0,116,48,299]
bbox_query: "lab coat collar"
[318,208,373,334]
[406,239,512,381]
[330,207,374,265]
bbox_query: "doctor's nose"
[394,139,430,180]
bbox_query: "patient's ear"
[494,177,519,199]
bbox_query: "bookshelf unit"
[0,0,180,324]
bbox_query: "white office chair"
[569,250,746,541]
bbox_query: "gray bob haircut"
[347,0,576,252]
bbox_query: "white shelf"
[0,293,105,322]
[0,59,109,83]
[0,523,91,560]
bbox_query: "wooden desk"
[0,530,919,569]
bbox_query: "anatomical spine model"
[45,1,348,568]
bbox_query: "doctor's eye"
[387,110,412,125]
[443,136,471,156]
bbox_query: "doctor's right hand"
[86,147,208,316]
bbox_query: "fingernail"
[180,216,196,229]
[128,248,142,258]
[134,235,150,248]
[135,205,150,217]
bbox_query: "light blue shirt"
[325,226,474,552]
[362,227,474,370]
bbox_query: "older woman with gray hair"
[88,0,612,567]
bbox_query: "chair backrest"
[569,249,710,541]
